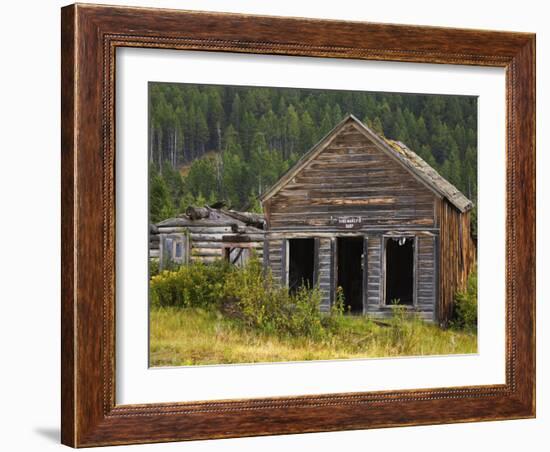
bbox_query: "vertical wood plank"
[281,239,288,286]
[313,237,320,287]
[330,237,336,306]
[362,236,368,314]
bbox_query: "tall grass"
[150,306,478,366]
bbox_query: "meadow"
[150,306,477,366]
[148,259,477,366]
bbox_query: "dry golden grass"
[150,307,477,367]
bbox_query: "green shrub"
[452,267,478,331]
[222,258,326,339]
[321,286,347,333]
[386,304,420,354]
[149,259,160,278]
[150,257,382,341]
[286,286,325,339]
[149,260,232,308]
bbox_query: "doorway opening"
[385,237,414,305]
[288,238,315,294]
[337,237,364,313]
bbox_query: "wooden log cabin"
[260,115,476,325]
[150,206,265,269]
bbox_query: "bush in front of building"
[149,260,232,308]
[320,286,347,333]
[452,267,478,331]
[149,259,160,278]
[222,258,326,339]
[150,257,331,340]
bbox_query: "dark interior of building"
[288,238,314,294]
[337,237,364,313]
[385,237,414,305]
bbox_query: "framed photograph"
[61,3,535,447]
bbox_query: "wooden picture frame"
[61,3,535,447]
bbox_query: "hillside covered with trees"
[148,83,477,226]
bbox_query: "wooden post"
[330,237,336,306]
[281,239,288,286]
[313,237,320,287]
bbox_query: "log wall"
[152,226,264,267]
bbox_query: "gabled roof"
[260,114,473,213]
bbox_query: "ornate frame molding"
[61,4,535,447]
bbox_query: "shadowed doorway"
[385,237,414,305]
[288,238,315,294]
[337,237,364,313]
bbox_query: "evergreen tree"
[185,157,217,200]
[285,105,300,158]
[299,111,316,152]
[207,89,224,151]
[195,107,209,155]
[240,111,257,159]
[149,166,174,223]
[319,104,333,137]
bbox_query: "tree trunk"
[157,129,163,173]
[216,121,222,151]
[173,129,177,168]
[149,126,154,162]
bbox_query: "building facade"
[260,115,476,325]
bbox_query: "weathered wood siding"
[266,238,284,283]
[437,201,476,326]
[365,235,382,314]
[265,123,437,230]
[317,238,332,311]
[416,235,437,321]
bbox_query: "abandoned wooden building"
[260,114,476,325]
[150,206,265,269]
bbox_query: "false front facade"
[260,115,476,325]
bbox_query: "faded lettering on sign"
[329,216,363,228]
